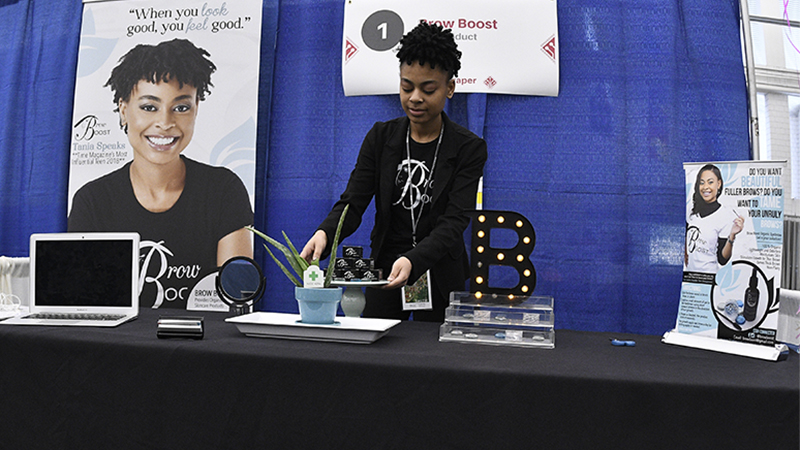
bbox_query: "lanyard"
[405,122,444,247]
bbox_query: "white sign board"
[342,0,559,96]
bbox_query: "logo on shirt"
[394,157,433,210]
[686,226,700,253]
[140,240,202,308]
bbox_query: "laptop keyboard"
[25,313,126,321]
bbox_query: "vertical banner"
[68,0,264,310]
[342,0,558,96]
[677,161,785,348]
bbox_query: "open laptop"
[1,232,140,327]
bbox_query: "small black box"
[157,316,204,340]
[342,246,363,258]
[361,269,383,281]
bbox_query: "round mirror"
[215,256,265,315]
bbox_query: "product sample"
[332,246,382,281]
[743,268,760,322]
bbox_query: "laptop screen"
[34,238,135,307]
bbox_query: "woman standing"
[301,22,488,321]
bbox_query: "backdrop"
[0,0,749,335]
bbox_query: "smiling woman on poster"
[684,164,744,273]
[68,39,253,308]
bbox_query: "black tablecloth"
[0,308,796,450]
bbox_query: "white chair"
[777,288,800,350]
[0,256,30,308]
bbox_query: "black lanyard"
[404,122,444,247]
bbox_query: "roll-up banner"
[68,0,264,311]
[668,161,787,359]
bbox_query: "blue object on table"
[611,339,636,347]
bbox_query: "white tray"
[330,280,389,287]
[225,312,400,344]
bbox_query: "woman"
[68,39,253,308]
[300,23,488,321]
[684,164,744,273]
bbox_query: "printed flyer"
[678,161,785,346]
[67,0,264,311]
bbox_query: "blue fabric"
[0,0,81,249]
[0,0,749,335]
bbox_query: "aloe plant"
[247,204,349,288]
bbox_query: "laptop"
[1,232,140,327]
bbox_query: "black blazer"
[318,112,487,301]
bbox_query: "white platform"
[226,311,400,344]
[662,330,789,361]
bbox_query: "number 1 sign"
[342,0,559,97]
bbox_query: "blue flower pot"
[295,287,342,324]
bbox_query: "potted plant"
[246,205,349,324]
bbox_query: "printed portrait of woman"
[684,164,745,274]
[68,38,253,308]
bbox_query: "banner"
[67,0,263,311]
[677,161,785,347]
[342,0,558,96]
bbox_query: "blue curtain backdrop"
[0,0,749,335]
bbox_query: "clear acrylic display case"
[439,292,555,348]
[439,323,555,348]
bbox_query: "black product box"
[333,268,383,281]
[361,269,383,281]
[342,246,363,258]
[353,258,373,270]
[337,257,374,271]
[334,269,360,281]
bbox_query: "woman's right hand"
[300,230,328,263]
[730,215,745,239]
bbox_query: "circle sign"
[361,10,404,52]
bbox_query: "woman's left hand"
[384,256,412,289]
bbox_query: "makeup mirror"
[215,256,265,315]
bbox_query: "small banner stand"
[664,160,789,361]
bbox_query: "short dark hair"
[105,38,216,106]
[396,22,461,78]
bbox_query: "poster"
[342,0,558,96]
[67,0,264,311]
[678,161,785,347]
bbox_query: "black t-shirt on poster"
[68,156,253,308]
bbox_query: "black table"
[0,308,796,450]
